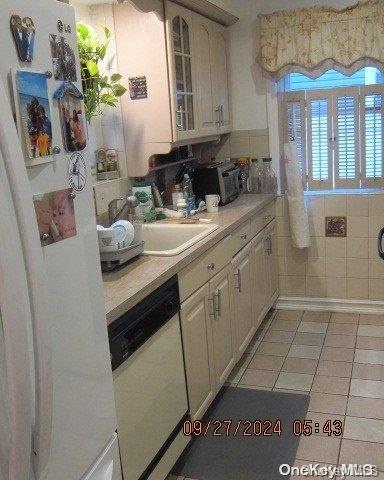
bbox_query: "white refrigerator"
[0,1,122,479]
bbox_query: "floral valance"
[258,0,384,79]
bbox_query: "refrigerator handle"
[379,227,384,260]
[0,80,53,479]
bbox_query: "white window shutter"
[333,88,360,188]
[307,90,333,190]
[280,92,307,185]
[361,85,384,187]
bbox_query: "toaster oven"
[192,162,240,205]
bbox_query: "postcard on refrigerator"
[14,70,53,159]
[34,188,77,246]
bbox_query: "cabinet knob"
[207,263,215,271]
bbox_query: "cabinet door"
[193,15,217,137]
[209,266,235,388]
[165,2,199,141]
[264,221,279,307]
[231,244,255,359]
[180,284,215,420]
[211,24,231,134]
[252,231,267,329]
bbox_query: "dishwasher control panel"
[108,276,180,371]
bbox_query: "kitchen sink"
[142,222,219,256]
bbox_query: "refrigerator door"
[82,434,122,480]
[0,104,35,479]
[0,2,119,480]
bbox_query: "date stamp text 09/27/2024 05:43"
[182,419,343,437]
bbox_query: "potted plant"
[76,22,127,123]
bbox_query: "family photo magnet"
[10,15,35,62]
[53,82,86,153]
[50,34,77,81]
[34,188,77,246]
[14,70,53,159]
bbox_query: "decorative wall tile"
[325,216,347,237]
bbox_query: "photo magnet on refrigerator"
[54,82,86,152]
[10,15,35,62]
[49,34,77,81]
[68,152,87,192]
[14,70,53,159]
[34,188,77,246]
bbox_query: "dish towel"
[283,142,311,249]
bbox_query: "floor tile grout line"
[236,310,277,386]
[271,310,303,391]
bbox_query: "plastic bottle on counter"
[182,173,195,213]
[172,184,183,210]
[250,158,261,193]
[261,157,278,194]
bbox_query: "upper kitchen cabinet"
[113,0,236,177]
[211,23,231,134]
[165,2,199,141]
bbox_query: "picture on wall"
[10,15,35,62]
[50,34,77,81]
[34,188,77,246]
[14,70,53,158]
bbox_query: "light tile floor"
[169,309,384,479]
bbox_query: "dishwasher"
[108,276,190,480]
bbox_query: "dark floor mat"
[172,386,309,480]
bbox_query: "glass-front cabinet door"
[167,3,198,139]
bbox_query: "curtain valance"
[258,0,384,79]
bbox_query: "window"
[280,68,384,190]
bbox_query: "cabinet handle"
[209,296,216,319]
[220,105,224,126]
[207,263,215,271]
[212,291,220,319]
[240,233,247,240]
[267,236,272,255]
[177,107,184,130]
[215,105,221,125]
[216,290,221,317]
[234,269,242,292]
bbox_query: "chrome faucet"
[108,195,139,225]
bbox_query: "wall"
[277,193,384,302]
[70,1,130,216]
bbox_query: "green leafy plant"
[76,23,127,122]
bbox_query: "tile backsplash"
[277,193,384,301]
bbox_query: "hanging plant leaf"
[86,59,99,77]
[110,73,122,83]
[112,84,127,97]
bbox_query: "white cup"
[98,228,118,251]
[205,194,220,213]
